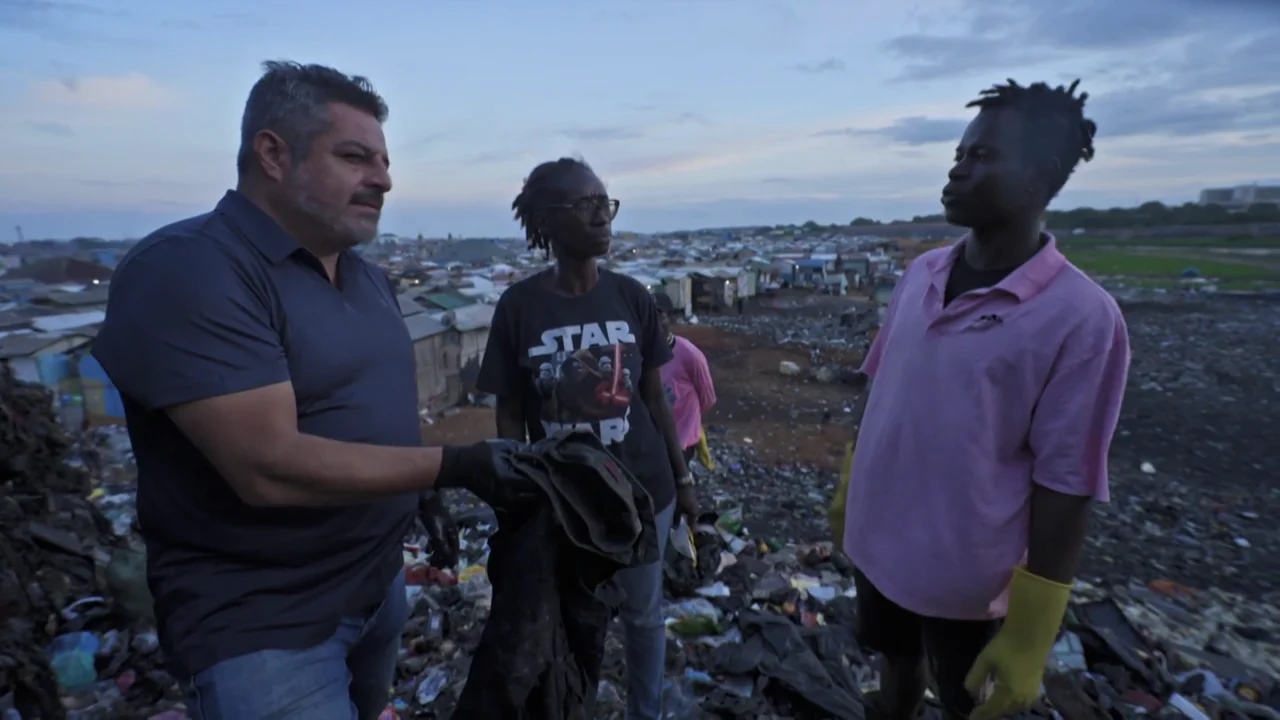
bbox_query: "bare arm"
[169,382,444,508]
[641,368,690,481]
[1025,308,1130,583]
[1026,488,1090,583]
[493,395,527,441]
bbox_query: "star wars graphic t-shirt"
[478,269,676,511]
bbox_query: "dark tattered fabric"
[454,430,657,719]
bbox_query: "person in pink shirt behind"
[841,79,1130,720]
[652,292,716,465]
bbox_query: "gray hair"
[236,60,389,176]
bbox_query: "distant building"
[1,257,113,285]
[404,313,455,413]
[428,238,517,266]
[1199,184,1280,210]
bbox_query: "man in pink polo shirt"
[653,292,716,469]
[838,79,1129,720]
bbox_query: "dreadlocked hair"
[512,156,594,257]
[966,78,1097,202]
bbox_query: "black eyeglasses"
[548,196,620,220]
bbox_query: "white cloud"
[27,73,172,111]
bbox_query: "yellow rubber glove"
[695,426,715,470]
[827,441,855,550]
[964,566,1072,720]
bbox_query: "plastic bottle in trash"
[46,631,100,691]
[415,667,449,706]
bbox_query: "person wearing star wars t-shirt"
[478,157,698,720]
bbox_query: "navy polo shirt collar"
[215,190,300,264]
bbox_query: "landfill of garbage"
[3,287,1280,719]
[702,311,873,354]
[0,366,180,720]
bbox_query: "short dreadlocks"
[966,78,1098,202]
[512,157,593,257]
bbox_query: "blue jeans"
[185,571,407,720]
[615,501,675,720]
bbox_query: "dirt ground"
[422,324,863,471]
[422,407,497,445]
[676,325,861,470]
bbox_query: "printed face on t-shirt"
[524,320,641,446]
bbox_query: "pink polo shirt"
[661,336,716,449]
[844,236,1129,620]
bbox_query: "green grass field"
[1112,277,1280,290]
[1057,235,1280,250]
[1063,248,1276,279]
[1035,236,1280,290]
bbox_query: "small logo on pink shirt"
[969,314,1003,330]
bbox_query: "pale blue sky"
[1,0,1277,239]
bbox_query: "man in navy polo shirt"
[92,61,532,720]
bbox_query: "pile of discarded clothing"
[0,367,180,720]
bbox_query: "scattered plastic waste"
[3,291,1280,719]
[1048,631,1087,671]
[46,633,99,691]
[414,667,449,706]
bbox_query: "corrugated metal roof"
[0,310,28,330]
[0,331,89,359]
[31,310,105,332]
[397,295,425,316]
[691,267,740,279]
[421,292,475,311]
[35,285,110,307]
[404,313,448,341]
[448,303,495,332]
[0,333,55,359]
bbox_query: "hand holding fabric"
[437,440,541,511]
[417,491,460,569]
[964,566,1072,720]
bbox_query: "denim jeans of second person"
[184,571,408,720]
[616,501,676,720]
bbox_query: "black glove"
[417,491,460,569]
[437,440,541,510]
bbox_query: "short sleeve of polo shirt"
[1028,304,1130,502]
[92,236,289,411]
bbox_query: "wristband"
[677,473,696,488]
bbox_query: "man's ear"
[252,130,293,182]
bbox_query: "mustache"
[351,191,384,209]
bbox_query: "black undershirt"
[944,251,1016,306]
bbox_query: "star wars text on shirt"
[526,320,640,445]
